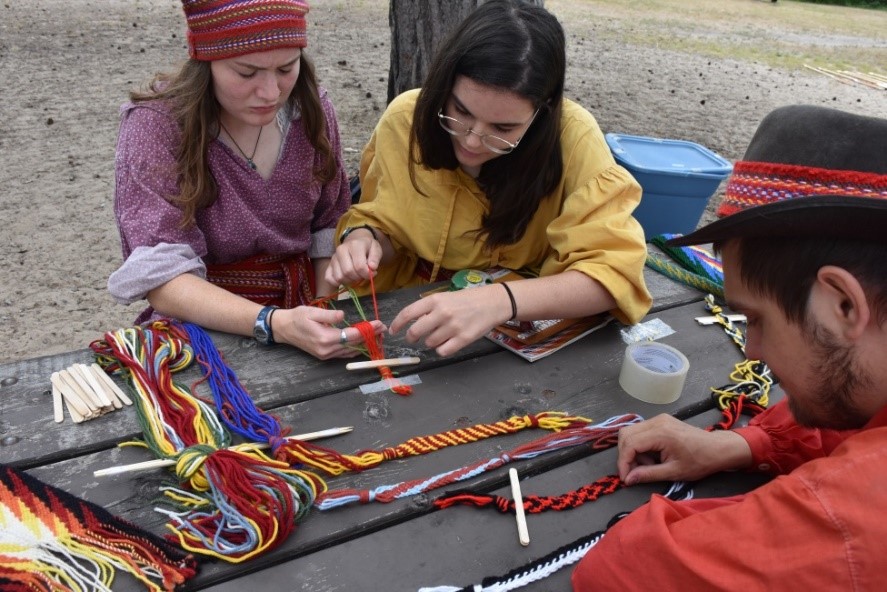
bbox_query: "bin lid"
[606,133,733,178]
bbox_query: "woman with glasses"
[327,0,651,356]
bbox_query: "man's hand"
[617,414,753,485]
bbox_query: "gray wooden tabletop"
[0,262,764,591]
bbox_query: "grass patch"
[549,0,887,74]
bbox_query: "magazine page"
[486,314,613,362]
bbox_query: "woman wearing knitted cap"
[327,0,651,357]
[109,0,383,359]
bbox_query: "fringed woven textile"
[0,464,197,592]
[205,252,314,309]
[646,233,725,299]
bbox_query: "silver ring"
[339,329,348,344]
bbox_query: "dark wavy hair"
[409,0,566,249]
[131,53,335,228]
[717,237,887,326]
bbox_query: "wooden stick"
[694,314,746,326]
[509,468,530,546]
[94,426,354,477]
[75,363,115,409]
[90,363,133,406]
[804,64,854,87]
[52,385,65,423]
[58,369,100,414]
[345,357,421,370]
[50,372,91,418]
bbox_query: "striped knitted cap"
[182,0,309,62]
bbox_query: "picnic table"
[0,255,776,591]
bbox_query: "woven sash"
[415,257,456,283]
[206,252,315,308]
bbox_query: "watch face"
[254,325,270,342]
[254,306,276,344]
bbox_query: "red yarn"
[353,321,412,395]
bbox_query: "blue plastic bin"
[605,133,733,238]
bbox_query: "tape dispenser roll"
[618,342,689,404]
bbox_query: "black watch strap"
[340,224,377,243]
[253,305,279,345]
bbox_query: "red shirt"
[572,400,887,591]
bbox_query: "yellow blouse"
[337,90,652,325]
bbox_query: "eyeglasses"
[437,107,539,155]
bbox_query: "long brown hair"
[131,53,335,228]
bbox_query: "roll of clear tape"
[618,342,689,404]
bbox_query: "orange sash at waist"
[205,252,315,308]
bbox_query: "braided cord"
[419,483,694,592]
[435,474,623,513]
[315,415,641,511]
[280,411,592,476]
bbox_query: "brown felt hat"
[668,105,887,247]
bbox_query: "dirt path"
[1,0,884,363]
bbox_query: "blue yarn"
[181,322,284,444]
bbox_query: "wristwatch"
[253,305,279,345]
[339,224,377,243]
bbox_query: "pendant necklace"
[219,121,263,170]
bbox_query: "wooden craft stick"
[94,426,354,477]
[75,363,115,409]
[69,364,112,413]
[509,468,530,546]
[90,363,133,406]
[66,365,104,410]
[52,385,64,423]
[50,371,92,418]
[694,314,746,326]
[59,368,100,414]
[345,357,421,370]
[62,394,86,423]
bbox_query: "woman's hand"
[325,228,384,288]
[272,305,386,360]
[616,414,753,485]
[389,284,512,357]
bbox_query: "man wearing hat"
[572,104,887,590]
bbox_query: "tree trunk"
[387,0,544,104]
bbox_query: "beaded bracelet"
[501,282,517,320]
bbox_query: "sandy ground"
[1,0,885,364]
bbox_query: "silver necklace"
[219,121,263,170]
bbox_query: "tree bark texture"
[387,0,544,103]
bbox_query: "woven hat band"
[183,0,309,61]
[717,160,887,218]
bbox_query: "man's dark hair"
[718,237,887,326]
